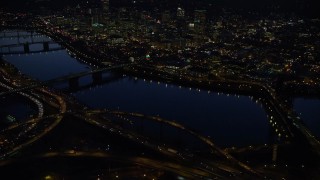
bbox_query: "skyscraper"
[177,7,185,18]
[194,10,206,24]
[194,10,206,34]
[101,0,109,15]
[162,10,171,24]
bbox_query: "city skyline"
[0,0,320,179]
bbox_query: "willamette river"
[1,31,301,147]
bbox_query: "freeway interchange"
[0,26,320,178]
[0,9,320,179]
[1,55,320,179]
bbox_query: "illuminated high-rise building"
[177,7,185,18]
[194,10,206,24]
[101,0,109,15]
[194,10,206,34]
[162,10,171,23]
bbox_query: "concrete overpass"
[87,110,261,176]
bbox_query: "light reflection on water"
[2,31,274,147]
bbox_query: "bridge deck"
[0,41,59,49]
[0,64,131,97]
[0,47,64,55]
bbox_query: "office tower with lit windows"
[177,7,185,19]
[101,0,109,15]
[194,10,206,34]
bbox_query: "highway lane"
[0,65,67,159]
[79,109,264,178]
[0,150,227,179]
[71,112,234,178]
[101,110,261,177]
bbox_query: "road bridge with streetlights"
[0,41,63,55]
[0,63,131,97]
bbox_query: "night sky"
[0,0,319,17]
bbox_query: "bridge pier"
[69,77,79,89]
[17,31,21,44]
[272,144,278,162]
[31,31,34,44]
[43,42,49,51]
[23,43,30,54]
[92,72,103,84]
